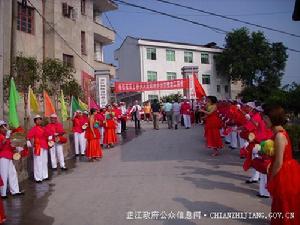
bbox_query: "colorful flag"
[70,96,81,118]
[8,78,20,128]
[28,86,40,114]
[60,90,68,121]
[193,74,206,99]
[88,97,100,110]
[43,90,56,117]
[78,98,88,111]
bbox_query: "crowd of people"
[0,96,299,224]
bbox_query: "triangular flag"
[70,96,81,118]
[78,98,88,111]
[193,74,206,99]
[8,78,20,128]
[28,86,40,114]
[88,97,100,110]
[43,90,56,117]
[60,90,68,121]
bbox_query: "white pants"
[117,122,122,134]
[49,144,65,169]
[74,132,85,155]
[100,127,104,145]
[80,132,86,154]
[259,173,270,197]
[0,158,20,196]
[183,115,191,128]
[230,127,238,148]
[225,133,231,143]
[33,148,48,182]
[238,133,248,148]
[249,152,260,181]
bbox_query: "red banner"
[115,79,189,93]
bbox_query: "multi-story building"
[115,36,241,102]
[0,0,117,117]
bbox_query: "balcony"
[93,22,115,45]
[93,60,116,77]
[93,0,118,13]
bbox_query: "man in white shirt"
[172,100,181,130]
[130,100,142,129]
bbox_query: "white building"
[115,36,238,102]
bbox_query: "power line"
[104,13,124,41]
[27,0,96,71]
[153,0,300,39]
[114,0,227,34]
[114,0,300,53]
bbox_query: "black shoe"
[81,153,85,156]
[175,125,178,130]
[61,167,68,171]
[230,146,237,149]
[256,193,270,198]
[44,178,50,181]
[35,180,42,184]
[225,141,231,144]
[245,180,258,184]
[12,190,25,196]
[1,196,7,199]
[52,168,58,171]
[75,154,80,157]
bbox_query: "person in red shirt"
[26,115,49,183]
[45,114,67,171]
[180,98,191,129]
[113,103,122,134]
[103,105,118,148]
[0,121,24,198]
[72,111,85,156]
[95,109,105,146]
[0,176,6,223]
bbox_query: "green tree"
[40,58,75,109]
[61,78,84,101]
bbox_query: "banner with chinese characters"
[81,71,96,101]
[114,79,189,93]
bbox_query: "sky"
[103,0,300,85]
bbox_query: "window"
[201,53,209,64]
[63,54,74,67]
[146,48,156,60]
[202,74,211,85]
[184,51,193,63]
[94,42,103,61]
[81,0,86,15]
[224,85,229,93]
[148,95,158,101]
[166,49,175,61]
[17,3,34,34]
[217,85,221,93]
[167,72,177,80]
[81,31,86,55]
[62,2,74,18]
[147,71,157,81]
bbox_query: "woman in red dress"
[103,105,118,149]
[263,105,300,225]
[201,96,223,156]
[85,108,102,161]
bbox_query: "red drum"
[58,136,67,144]
[251,157,271,174]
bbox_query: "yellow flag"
[78,98,88,111]
[60,90,68,121]
[28,86,40,114]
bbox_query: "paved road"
[4,122,271,225]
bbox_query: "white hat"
[255,106,263,112]
[0,120,7,126]
[183,96,187,99]
[34,115,42,120]
[246,102,256,108]
[83,110,89,115]
[76,110,82,113]
[50,113,58,118]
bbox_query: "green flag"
[8,78,20,128]
[60,90,68,121]
[70,96,82,118]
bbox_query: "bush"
[285,124,300,152]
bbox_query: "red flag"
[88,97,100,110]
[43,91,56,117]
[193,74,206,99]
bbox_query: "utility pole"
[0,0,4,118]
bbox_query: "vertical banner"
[98,76,108,107]
[81,71,95,102]
[188,74,196,100]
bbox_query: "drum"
[248,132,256,142]
[13,152,21,161]
[251,157,271,174]
[58,136,67,144]
[82,123,88,130]
[48,140,55,148]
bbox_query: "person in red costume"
[85,108,102,162]
[103,105,118,148]
[26,115,49,183]
[72,111,85,156]
[45,114,68,171]
[113,103,122,134]
[263,105,300,225]
[200,96,223,156]
[0,176,6,223]
[0,121,24,198]
[180,97,191,129]
[95,109,105,146]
